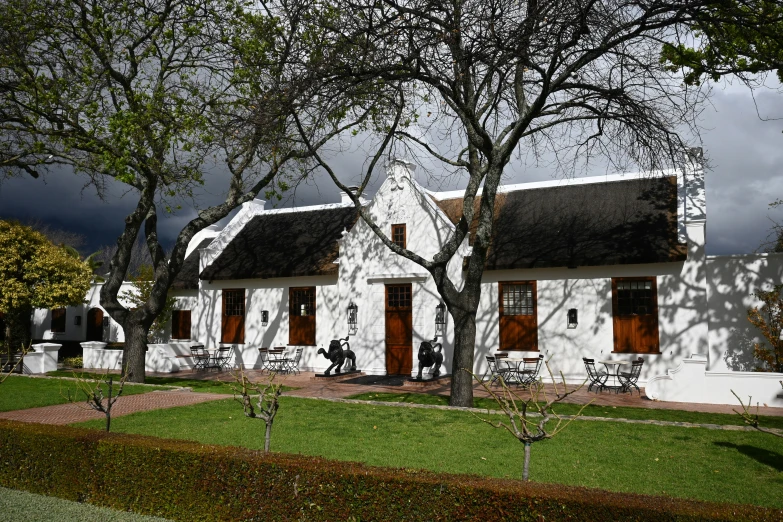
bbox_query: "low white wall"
[22,343,61,374]
[646,354,783,407]
[81,342,123,370]
[145,344,181,373]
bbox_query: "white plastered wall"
[194,275,341,373]
[706,252,783,372]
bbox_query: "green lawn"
[74,396,783,509]
[0,487,172,522]
[345,391,783,430]
[0,375,169,412]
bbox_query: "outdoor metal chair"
[485,355,515,386]
[190,345,210,371]
[266,347,287,373]
[213,346,233,371]
[517,354,544,389]
[283,347,303,375]
[485,356,503,386]
[583,357,608,393]
[619,357,644,395]
[494,352,522,385]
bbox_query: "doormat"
[339,374,406,387]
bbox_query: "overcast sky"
[1,82,781,257]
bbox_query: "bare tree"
[293,0,712,406]
[473,364,590,481]
[0,0,374,382]
[62,370,128,432]
[231,369,284,453]
[732,385,783,439]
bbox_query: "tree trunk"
[523,442,531,481]
[4,306,32,354]
[264,419,273,453]
[122,320,148,383]
[449,308,478,407]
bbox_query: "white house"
[29,156,783,406]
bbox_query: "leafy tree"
[119,265,176,343]
[661,0,783,85]
[747,284,783,372]
[0,220,92,351]
[297,0,713,406]
[0,0,369,382]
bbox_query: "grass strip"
[345,391,783,430]
[73,396,783,509]
[0,375,169,412]
[0,486,172,522]
[47,370,297,394]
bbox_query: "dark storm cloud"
[699,87,783,254]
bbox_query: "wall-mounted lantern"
[102,317,109,327]
[261,310,269,326]
[347,302,358,329]
[567,308,578,329]
[435,302,446,330]
[74,315,82,326]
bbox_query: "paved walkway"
[0,389,225,425]
[2,370,782,426]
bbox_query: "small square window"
[392,224,406,249]
[51,308,66,333]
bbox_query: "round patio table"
[597,359,631,391]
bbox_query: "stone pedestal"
[403,375,451,389]
[23,343,61,374]
[310,370,364,382]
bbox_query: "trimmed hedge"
[0,420,779,521]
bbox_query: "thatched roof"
[171,238,214,290]
[433,176,686,269]
[200,206,360,281]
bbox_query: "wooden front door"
[499,282,538,351]
[612,278,660,353]
[86,308,103,342]
[385,284,413,375]
[222,289,245,344]
[289,287,316,345]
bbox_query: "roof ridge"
[426,170,679,201]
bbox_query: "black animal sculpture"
[317,336,357,375]
[416,336,444,380]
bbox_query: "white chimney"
[340,186,360,204]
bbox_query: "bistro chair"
[619,357,644,395]
[485,356,504,386]
[583,357,608,393]
[190,345,210,371]
[213,346,233,371]
[258,347,270,372]
[494,352,521,385]
[518,354,544,389]
[266,347,287,373]
[284,347,304,375]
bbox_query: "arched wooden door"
[385,284,413,375]
[86,308,104,342]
